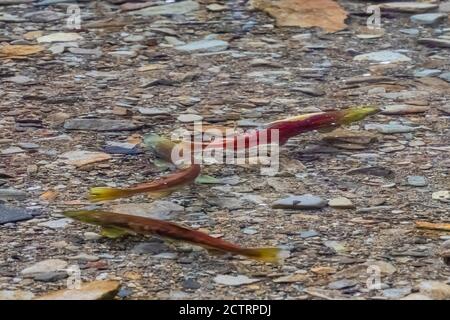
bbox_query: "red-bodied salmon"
[64,210,288,264]
[90,164,201,202]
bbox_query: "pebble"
[103,141,141,155]
[38,218,72,229]
[17,142,39,149]
[242,227,258,235]
[176,39,229,53]
[5,75,34,84]
[417,38,450,48]
[366,123,416,134]
[24,10,65,23]
[181,279,201,290]
[442,240,450,249]
[213,275,260,286]
[111,201,184,220]
[419,281,450,300]
[117,287,133,299]
[153,252,178,259]
[206,3,227,12]
[1,146,25,154]
[328,197,355,209]
[365,260,397,275]
[324,240,347,253]
[413,69,442,78]
[380,2,438,13]
[411,13,448,25]
[399,28,420,36]
[177,114,203,122]
[64,119,142,131]
[353,50,411,63]
[273,274,309,283]
[294,86,325,96]
[407,175,428,187]
[37,32,83,43]
[59,150,111,167]
[34,271,68,282]
[401,293,433,300]
[0,204,33,224]
[439,72,450,83]
[381,104,430,115]
[132,242,170,255]
[432,190,450,202]
[273,194,327,210]
[36,280,120,300]
[0,290,34,300]
[382,287,412,299]
[21,259,68,277]
[299,230,320,238]
[69,253,100,262]
[0,188,27,200]
[138,107,170,116]
[130,0,199,16]
[328,279,357,290]
[84,232,102,241]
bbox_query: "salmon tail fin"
[241,247,290,264]
[89,187,135,202]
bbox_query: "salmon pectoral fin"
[240,247,290,264]
[100,227,131,239]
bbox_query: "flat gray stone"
[411,13,447,25]
[38,218,72,229]
[213,275,260,286]
[380,104,429,115]
[176,39,229,53]
[23,10,65,23]
[34,271,68,282]
[419,281,450,300]
[111,201,184,220]
[354,50,411,63]
[439,72,450,83]
[365,123,416,134]
[132,242,170,255]
[413,69,442,77]
[273,194,327,210]
[328,279,357,290]
[21,259,68,277]
[328,197,355,209]
[380,2,438,13]
[383,287,412,299]
[36,280,120,300]
[0,290,34,300]
[418,38,450,48]
[1,146,25,154]
[407,175,428,187]
[64,119,142,131]
[299,230,320,238]
[4,75,34,84]
[399,28,420,36]
[0,188,27,200]
[130,0,199,16]
[138,107,170,115]
[0,204,33,224]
